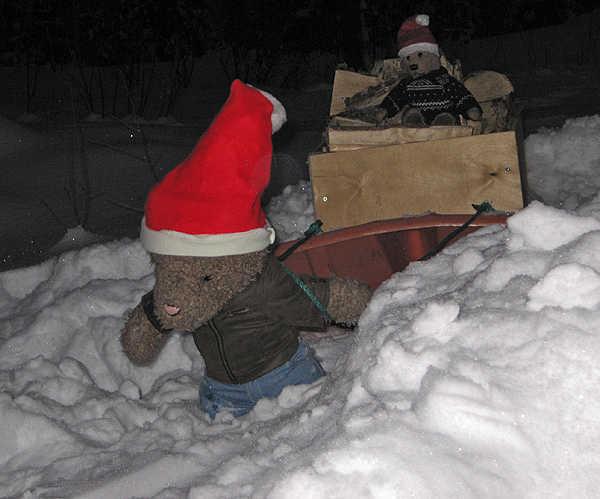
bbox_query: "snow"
[266,180,316,242]
[1,115,600,498]
[525,114,600,210]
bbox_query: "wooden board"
[329,70,380,116]
[327,125,474,151]
[464,70,514,102]
[310,131,523,231]
[370,58,407,82]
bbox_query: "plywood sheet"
[310,131,523,231]
[327,125,474,151]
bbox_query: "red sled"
[275,213,508,290]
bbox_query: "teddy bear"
[342,15,482,128]
[120,80,372,420]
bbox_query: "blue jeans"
[199,341,325,419]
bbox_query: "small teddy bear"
[341,15,482,128]
[121,80,372,420]
[380,14,482,127]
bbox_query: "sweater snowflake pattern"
[381,67,481,124]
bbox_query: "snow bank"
[1,116,600,497]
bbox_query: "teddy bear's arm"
[271,264,372,329]
[446,77,482,121]
[380,82,410,119]
[327,276,373,327]
[120,292,171,365]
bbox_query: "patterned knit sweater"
[381,67,481,124]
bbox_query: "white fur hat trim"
[140,218,276,256]
[415,14,429,26]
[398,42,439,58]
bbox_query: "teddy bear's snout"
[164,304,181,316]
[409,63,418,71]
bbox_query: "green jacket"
[192,255,330,384]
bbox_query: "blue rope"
[281,263,334,322]
[277,220,324,262]
[277,220,333,321]
[418,201,494,261]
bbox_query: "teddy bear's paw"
[327,276,373,325]
[120,303,170,365]
[431,112,458,126]
[400,106,427,127]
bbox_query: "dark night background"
[1,0,598,82]
[0,0,599,270]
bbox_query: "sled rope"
[418,201,494,261]
[278,220,333,321]
[281,264,333,322]
[277,220,324,262]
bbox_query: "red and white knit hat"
[397,14,439,58]
[140,79,286,257]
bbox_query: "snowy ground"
[1,114,600,498]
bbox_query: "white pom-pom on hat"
[254,88,287,134]
[415,14,429,26]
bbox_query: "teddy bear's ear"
[120,293,171,365]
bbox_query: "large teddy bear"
[121,80,372,420]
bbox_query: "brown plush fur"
[120,249,268,364]
[121,302,169,365]
[121,248,372,365]
[152,249,269,332]
[399,51,440,78]
[328,276,373,326]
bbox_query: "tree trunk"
[359,0,373,72]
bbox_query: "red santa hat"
[140,79,286,257]
[397,14,439,58]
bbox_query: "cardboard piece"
[310,131,524,231]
